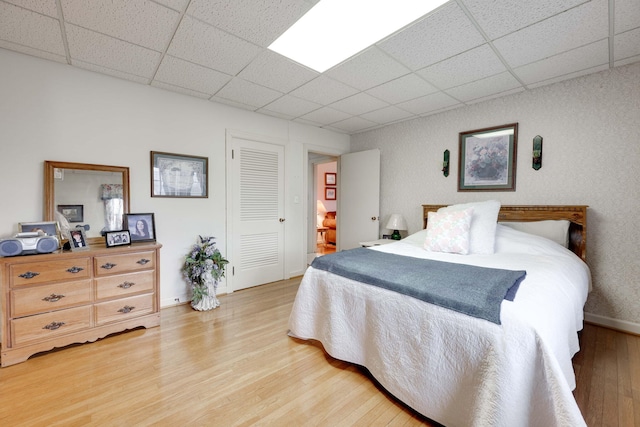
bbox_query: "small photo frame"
[19,221,61,247]
[105,230,131,248]
[69,229,88,251]
[124,213,156,243]
[325,172,336,186]
[325,187,336,200]
[57,204,84,222]
[151,151,208,198]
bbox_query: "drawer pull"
[43,321,65,330]
[67,266,84,274]
[118,305,135,314]
[42,293,65,303]
[118,281,135,289]
[137,259,151,265]
[19,271,40,279]
[101,262,117,270]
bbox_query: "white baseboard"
[584,312,640,335]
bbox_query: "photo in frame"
[458,123,518,192]
[124,213,156,243]
[325,187,336,200]
[105,230,131,247]
[68,228,89,251]
[57,204,84,222]
[151,151,208,198]
[325,172,336,186]
[19,221,61,247]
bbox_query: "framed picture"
[68,229,89,251]
[57,204,84,222]
[19,221,61,246]
[124,213,156,243]
[105,230,131,248]
[325,172,336,186]
[458,123,518,192]
[325,187,336,200]
[151,151,208,198]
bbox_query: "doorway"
[308,153,337,264]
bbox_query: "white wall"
[0,49,350,306]
[351,62,640,332]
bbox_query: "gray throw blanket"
[310,247,526,324]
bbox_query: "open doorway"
[308,153,337,264]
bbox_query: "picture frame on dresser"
[19,221,61,248]
[124,213,156,243]
[105,230,131,248]
[69,229,88,251]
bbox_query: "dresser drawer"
[9,258,91,287]
[11,279,92,318]
[95,271,154,300]
[11,305,92,346]
[95,294,154,325]
[94,251,155,276]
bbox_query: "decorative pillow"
[500,220,570,248]
[424,208,473,254]
[438,200,501,254]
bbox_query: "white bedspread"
[288,225,591,427]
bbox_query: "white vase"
[190,275,220,311]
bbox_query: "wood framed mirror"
[44,161,130,245]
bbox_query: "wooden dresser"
[1,242,161,367]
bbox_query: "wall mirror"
[44,161,130,245]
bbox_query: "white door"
[228,134,285,291]
[338,149,381,250]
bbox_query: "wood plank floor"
[0,277,637,426]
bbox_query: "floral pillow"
[424,208,473,254]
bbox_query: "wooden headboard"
[422,205,588,261]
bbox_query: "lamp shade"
[385,214,407,231]
[317,200,327,214]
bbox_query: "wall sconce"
[532,135,543,170]
[442,149,450,177]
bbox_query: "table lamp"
[386,214,407,240]
[317,200,327,227]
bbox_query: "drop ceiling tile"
[366,73,437,104]
[4,0,58,17]
[378,1,485,71]
[187,0,312,47]
[237,50,318,93]
[615,0,640,34]
[155,56,231,95]
[72,59,151,84]
[526,64,609,89]
[327,116,378,134]
[61,0,180,52]
[417,44,506,89]
[154,0,190,13]
[0,40,66,63]
[151,80,211,99]
[494,0,608,68]
[461,0,586,40]
[0,2,65,55]
[215,78,283,108]
[445,71,522,102]
[289,75,359,105]
[210,95,257,111]
[514,39,609,85]
[360,106,414,124]
[329,92,389,116]
[396,91,460,115]
[168,15,262,75]
[67,24,161,77]
[463,87,525,106]
[299,107,351,126]
[615,28,640,63]
[326,46,410,91]
[259,94,321,118]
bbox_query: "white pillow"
[438,200,501,254]
[500,220,570,248]
[424,208,473,254]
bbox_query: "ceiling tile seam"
[608,0,615,68]
[55,0,70,65]
[149,0,193,84]
[183,13,265,50]
[149,0,187,13]
[455,0,529,91]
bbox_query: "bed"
[288,203,590,427]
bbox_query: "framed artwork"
[151,151,208,198]
[57,204,84,222]
[69,229,88,251]
[19,221,61,246]
[105,230,131,248]
[124,213,156,243]
[325,187,336,200]
[325,172,336,186]
[458,123,518,192]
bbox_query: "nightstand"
[359,239,395,247]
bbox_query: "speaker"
[36,236,59,254]
[0,239,23,257]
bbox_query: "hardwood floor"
[0,277,637,426]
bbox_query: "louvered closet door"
[230,136,285,291]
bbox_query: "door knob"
[371,216,378,221]
[279,218,285,222]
